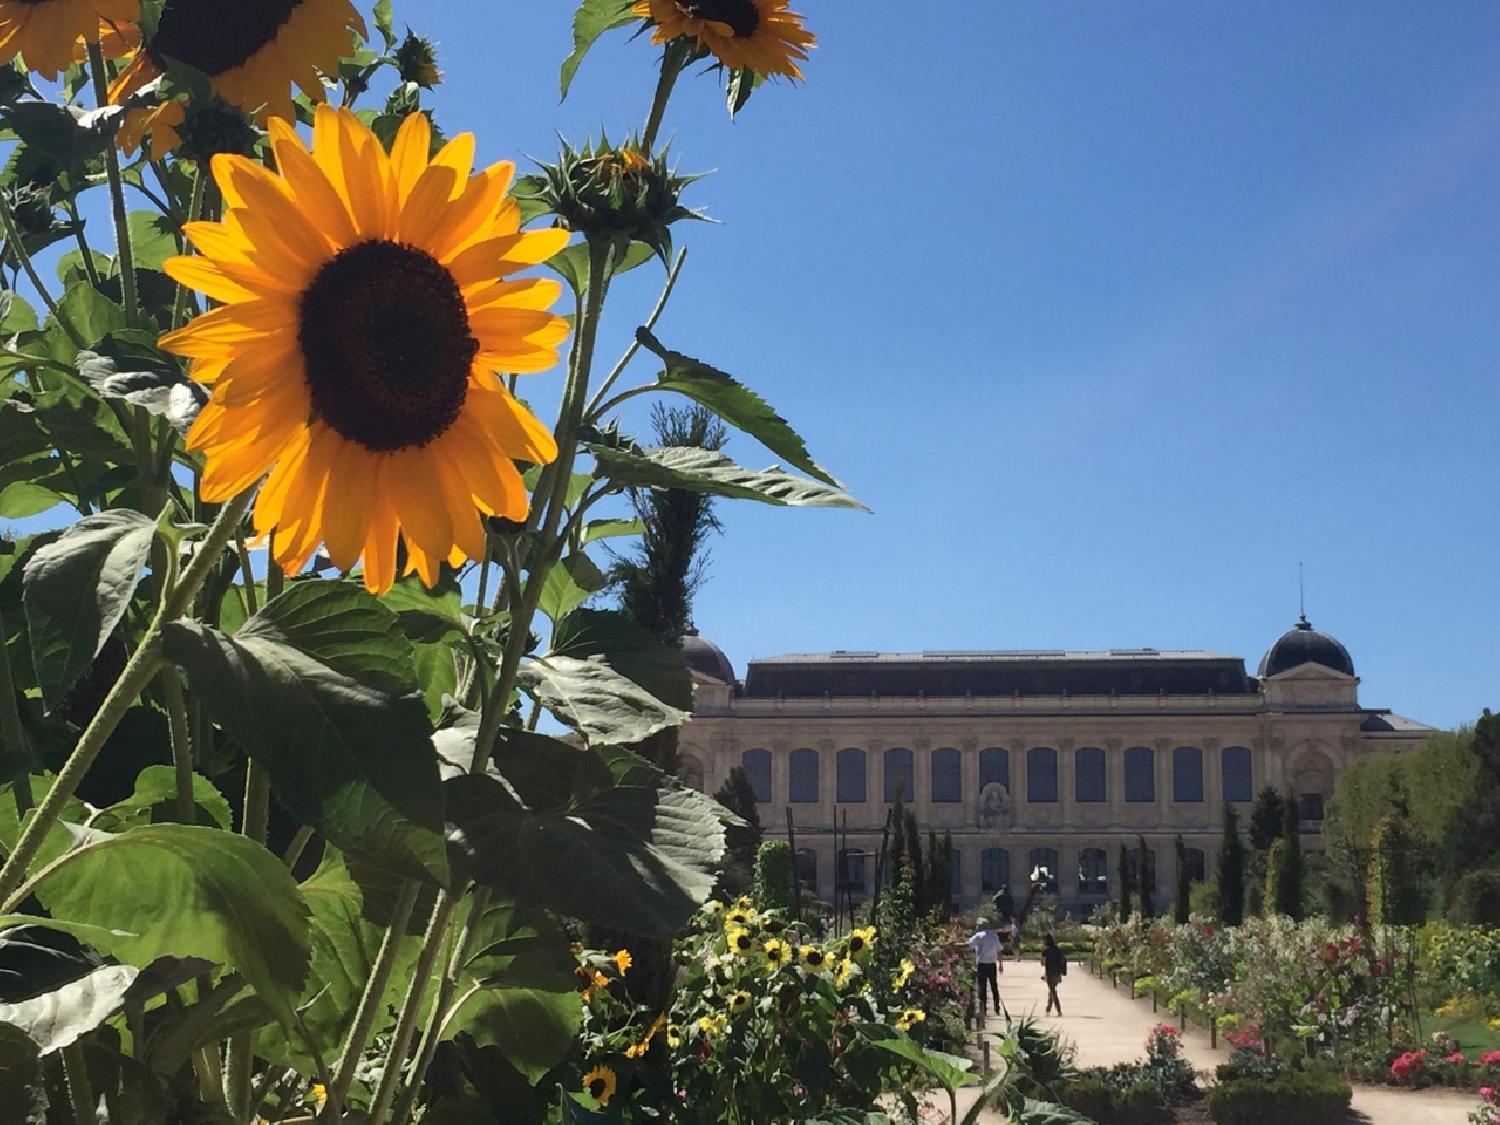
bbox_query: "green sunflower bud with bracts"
[394,29,442,88]
[178,95,260,163]
[528,133,702,260]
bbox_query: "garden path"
[946,955,1476,1124]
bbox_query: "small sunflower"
[727,989,752,1014]
[725,904,755,928]
[703,900,723,915]
[847,926,876,958]
[582,1065,617,1107]
[633,0,813,80]
[762,938,788,970]
[624,1013,665,1058]
[800,944,830,974]
[894,958,916,990]
[894,1008,927,1032]
[161,108,568,593]
[308,1082,327,1110]
[0,0,137,79]
[109,0,364,123]
[833,957,856,990]
[725,927,755,956]
[614,949,633,975]
[665,1024,683,1049]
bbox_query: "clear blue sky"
[426,3,1499,730]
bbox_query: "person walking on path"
[1040,933,1067,1016]
[967,917,1003,1017]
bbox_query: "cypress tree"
[1118,843,1133,921]
[1275,789,1303,919]
[1174,833,1192,924]
[1137,835,1154,919]
[1216,804,1247,924]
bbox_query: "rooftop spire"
[1297,562,1309,628]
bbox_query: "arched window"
[1078,848,1109,894]
[1298,793,1325,823]
[1222,746,1252,803]
[789,747,819,803]
[1027,747,1058,803]
[1182,847,1206,884]
[837,748,867,803]
[980,747,1010,790]
[884,747,914,803]
[838,848,866,894]
[679,755,705,792]
[1027,848,1059,891]
[981,848,1010,894]
[931,747,962,803]
[1124,746,1155,803]
[1172,746,1203,803]
[742,749,771,803]
[795,848,818,894]
[1075,747,1106,803]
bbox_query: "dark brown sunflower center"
[588,1079,608,1099]
[150,0,304,77]
[677,0,759,38]
[298,240,477,453]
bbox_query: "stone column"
[962,738,979,824]
[769,739,789,830]
[1011,739,1028,814]
[818,738,836,817]
[1154,738,1172,821]
[913,736,930,814]
[1058,738,1076,822]
[1202,737,1222,825]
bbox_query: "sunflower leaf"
[0,103,124,173]
[551,608,691,712]
[537,552,608,624]
[22,510,157,713]
[161,582,450,886]
[373,0,398,50]
[589,445,868,511]
[547,240,655,296]
[560,0,639,99]
[518,653,686,746]
[582,517,643,544]
[637,327,840,484]
[0,1024,47,1123]
[0,963,139,1055]
[445,738,724,937]
[77,340,208,437]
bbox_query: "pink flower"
[1480,1086,1495,1103]
[1447,1052,1466,1065]
[1482,1052,1500,1069]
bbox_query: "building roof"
[681,631,735,683]
[742,649,1256,699]
[1359,710,1436,734]
[1257,616,1355,678]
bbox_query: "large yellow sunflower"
[160,107,569,594]
[633,0,813,80]
[109,0,363,122]
[0,0,137,79]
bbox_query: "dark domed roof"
[1258,616,1354,678]
[682,631,734,683]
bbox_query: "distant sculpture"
[979,782,1011,830]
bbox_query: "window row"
[793,844,1208,897]
[740,745,1254,805]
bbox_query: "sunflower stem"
[161,662,194,824]
[0,488,253,911]
[88,40,141,332]
[225,754,271,1118]
[0,608,35,814]
[642,40,691,156]
[171,169,210,330]
[0,190,85,350]
[586,247,686,421]
[320,879,419,1124]
[62,1040,97,1124]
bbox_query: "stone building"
[677,618,1433,915]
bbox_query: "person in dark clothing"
[1040,933,1067,1016]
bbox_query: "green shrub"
[1205,1072,1352,1125]
[1449,869,1500,924]
[1057,1074,1171,1124]
[752,840,795,912]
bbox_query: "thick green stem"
[171,170,210,330]
[586,247,686,421]
[62,1040,96,1124]
[88,41,140,330]
[642,40,690,155]
[160,670,194,823]
[319,880,419,1122]
[0,489,253,910]
[224,756,270,1118]
[282,826,313,870]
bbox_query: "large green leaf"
[22,825,310,1026]
[446,737,725,937]
[552,608,691,711]
[559,0,637,97]
[0,925,100,1004]
[537,552,607,624]
[590,445,867,511]
[440,901,581,1084]
[22,510,156,712]
[868,1037,976,1093]
[76,337,208,437]
[0,103,123,173]
[161,581,449,885]
[380,575,465,721]
[88,765,232,831]
[518,653,686,746]
[637,328,839,485]
[0,1023,47,1123]
[0,963,138,1054]
[1013,1101,1095,1125]
[548,240,654,296]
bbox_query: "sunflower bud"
[531,135,700,259]
[4,183,53,235]
[178,97,259,164]
[395,30,442,89]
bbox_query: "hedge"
[1204,1072,1352,1125]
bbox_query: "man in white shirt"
[966,917,1004,1018]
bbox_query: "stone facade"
[677,621,1433,915]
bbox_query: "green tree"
[1136,835,1153,920]
[904,807,927,913]
[1368,809,1427,924]
[753,839,796,912]
[1173,834,1191,924]
[1439,710,1500,900]
[1248,786,1288,852]
[1274,791,1303,919]
[1216,803,1247,925]
[715,766,763,897]
[1118,844,1133,921]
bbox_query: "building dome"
[682,630,735,683]
[1258,616,1354,678]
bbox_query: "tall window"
[1124,746,1155,803]
[980,747,1010,790]
[1027,747,1058,803]
[931,747,962,803]
[1182,847,1206,884]
[789,747,819,803]
[1075,747,1106,802]
[1027,848,1059,891]
[795,848,818,894]
[884,747,914,802]
[1078,848,1109,894]
[742,749,771,803]
[1173,746,1204,802]
[981,848,1010,894]
[837,848,866,894]
[1298,793,1325,823]
[1222,746,1252,803]
[837,748,867,803]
